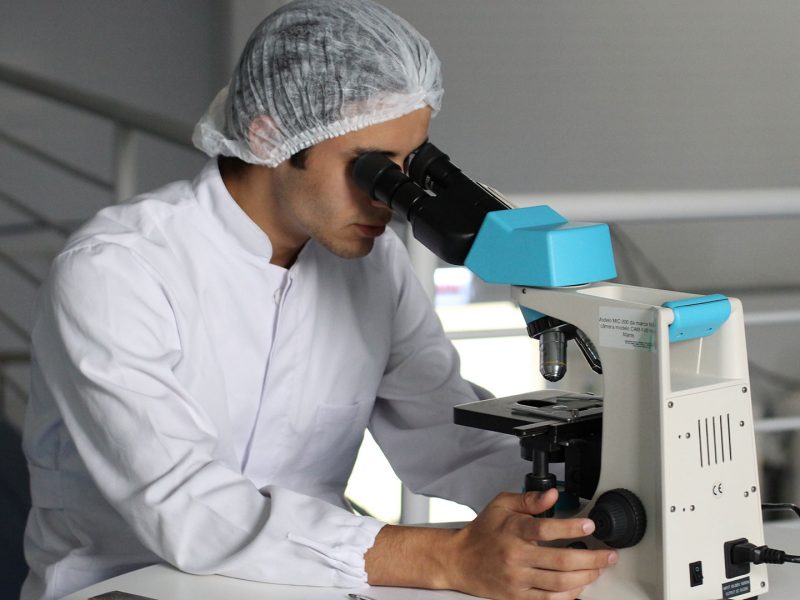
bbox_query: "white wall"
[382,0,800,193]
[0,0,231,189]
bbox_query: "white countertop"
[62,566,473,600]
[62,521,800,600]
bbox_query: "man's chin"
[322,238,376,259]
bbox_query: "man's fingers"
[520,566,603,593]
[522,545,618,572]
[511,586,587,600]
[526,585,587,600]
[517,513,596,542]
[491,489,560,516]
[556,587,587,600]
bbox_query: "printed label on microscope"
[722,576,751,598]
[598,307,656,352]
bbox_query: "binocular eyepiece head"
[351,142,458,213]
[352,141,510,265]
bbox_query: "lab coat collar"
[193,159,275,262]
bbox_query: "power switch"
[689,561,704,587]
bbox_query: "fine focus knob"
[588,488,647,548]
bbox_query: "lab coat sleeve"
[370,238,529,512]
[34,243,384,586]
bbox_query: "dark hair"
[218,147,310,175]
[288,147,310,169]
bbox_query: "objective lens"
[539,329,568,382]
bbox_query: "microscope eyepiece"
[405,142,461,195]
[351,152,427,218]
[351,141,509,265]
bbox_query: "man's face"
[268,107,432,261]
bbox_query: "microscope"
[353,144,768,599]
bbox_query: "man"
[21,1,616,599]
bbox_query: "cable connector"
[731,540,800,565]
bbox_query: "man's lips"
[355,223,387,237]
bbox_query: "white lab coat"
[21,160,527,600]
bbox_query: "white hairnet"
[193,0,443,167]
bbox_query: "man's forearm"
[364,524,460,589]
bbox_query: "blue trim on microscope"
[520,307,545,324]
[464,205,617,287]
[663,294,731,342]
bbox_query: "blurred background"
[2,0,799,595]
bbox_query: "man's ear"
[247,115,281,161]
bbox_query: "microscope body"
[352,143,768,600]
[513,283,767,599]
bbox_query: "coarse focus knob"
[588,488,647,548]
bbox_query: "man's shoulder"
[45,178,205,295]
[62,179,198,255]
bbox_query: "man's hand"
[448,488,617,599]
[365,488,617,600]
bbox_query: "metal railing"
[0,62,198,416]
[509,190,800,222]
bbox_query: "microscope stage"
[454,389,603,438]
